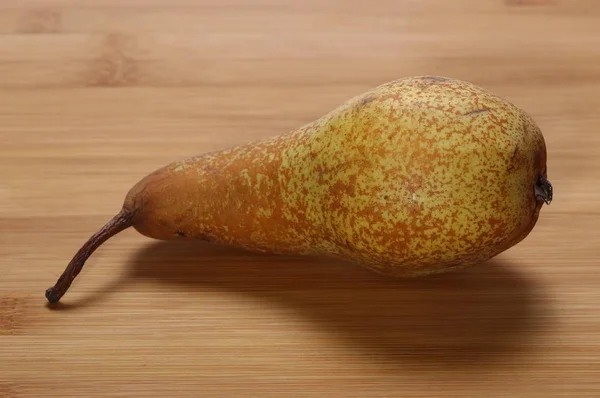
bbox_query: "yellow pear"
[46,76,552,303]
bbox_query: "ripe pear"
[46,76,552,304]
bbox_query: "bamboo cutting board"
[1,1,599,396]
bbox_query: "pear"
[46,76,552,304]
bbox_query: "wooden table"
[1,1,598,396]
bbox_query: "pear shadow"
[51,240,551,370]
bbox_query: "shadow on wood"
[49,239,551,370]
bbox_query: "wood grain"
[1,0,599,396]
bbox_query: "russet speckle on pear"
[46,76,552,304]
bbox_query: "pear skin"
[46,76,552,303]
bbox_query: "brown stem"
[45,209,134,304]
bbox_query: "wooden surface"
[1,0,599,396]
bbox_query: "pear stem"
[45,209,134,304]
